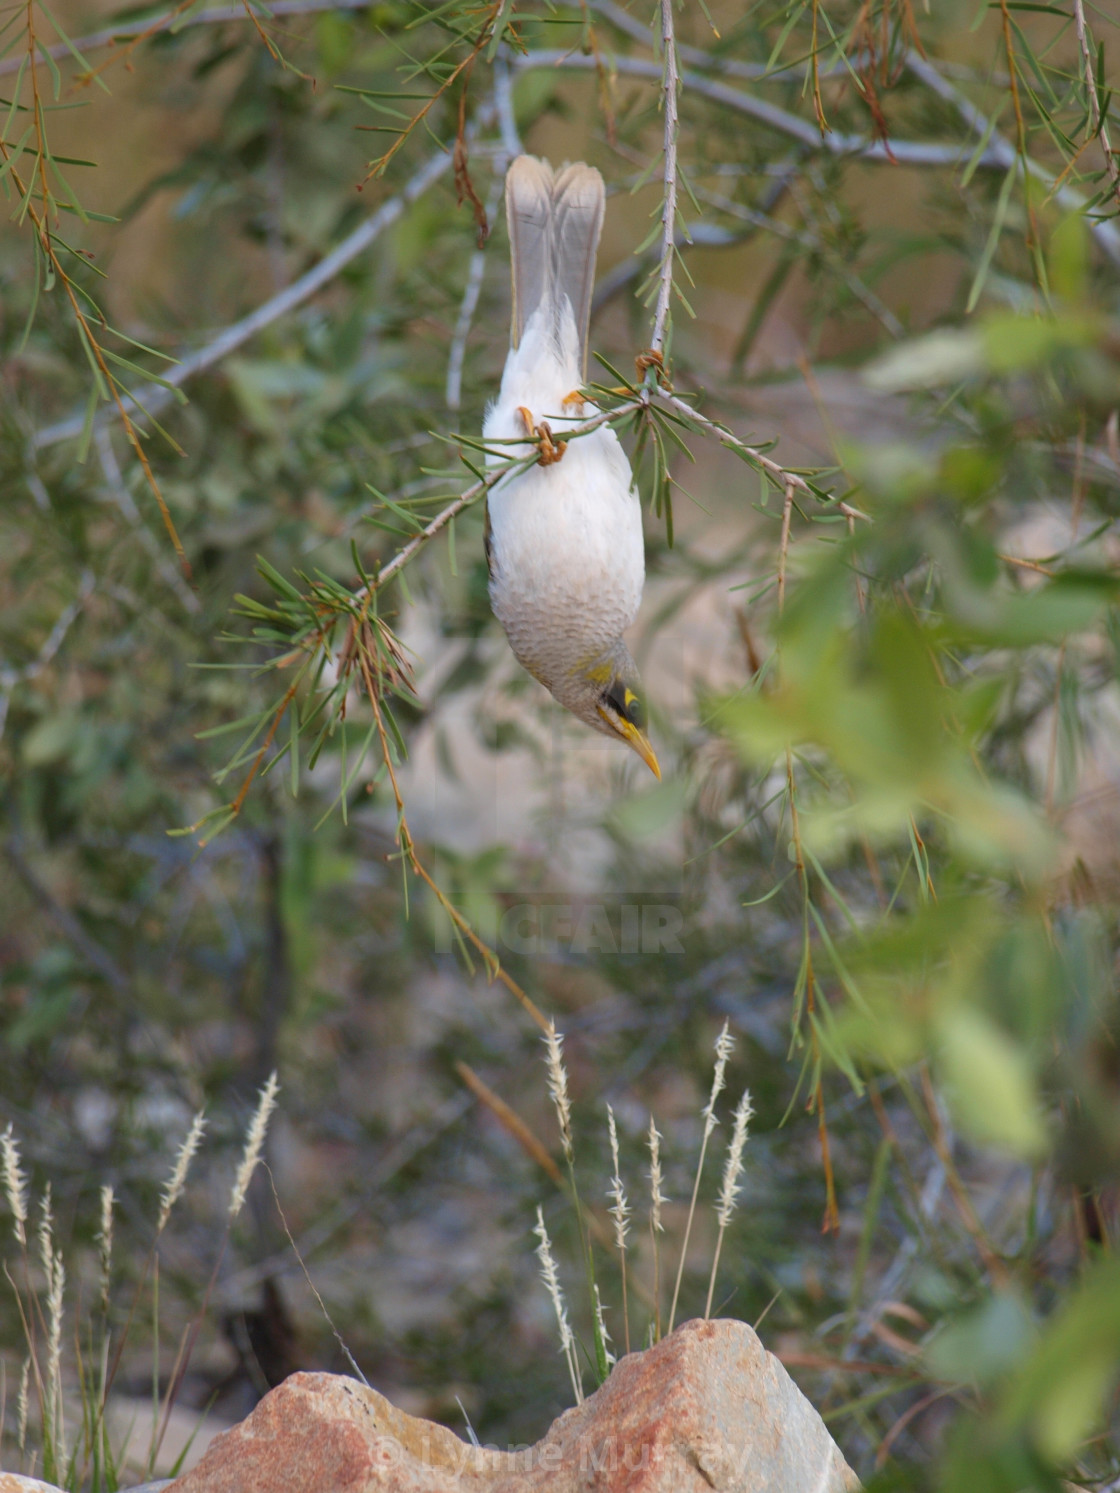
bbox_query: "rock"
[169,1317,858,1493]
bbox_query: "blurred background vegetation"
[2,0,1120,1488]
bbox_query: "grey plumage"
[505,156,605,381]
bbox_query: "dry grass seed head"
[647,1115,665,1233]
[97,1184,114,1313]
[1,1125,28,1248]
[606,1105,630,1250]
[38,1185,55,1298]
[229,1072,279,1219]
[702,1020,734,1136]
[717,1090,753,1228]
[158,1110,206,1234]
[543,1021,574,1164]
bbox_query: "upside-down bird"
[482,155,660,779]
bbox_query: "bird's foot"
[516,406,567,466]
[635,348,670,388]
[561,389,586,414]
[535,420,567,466]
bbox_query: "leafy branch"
[649,0,681,360]
[1072,0,1120,217]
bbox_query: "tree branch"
[0,0,371,77]
[362,400,643,600]
[32,115,492,451]
[514,51,1008,170]
[650,0,681,358]
[1071,0,1120,217]
[656,390,869,522]
[95,428,201,614]
[904,49,1120,268]
[446,62,519,413]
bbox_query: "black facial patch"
[603,681,646,730]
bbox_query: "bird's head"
[565,644,661,779]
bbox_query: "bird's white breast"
[483,316,644,696]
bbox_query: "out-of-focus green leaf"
[936,1006,1048,1157]
[940,570,1119,648]
[22,711,78,767]
[1001,1258,1120,1461]
[925,1289,1037,1386]
[1048,214,1090,304]
[864,328,986,392]
[864,309,1097,394]
[610,777,687,842]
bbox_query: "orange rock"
[170,1318,859,1493]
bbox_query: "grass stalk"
[704,1090,753,1320]
[668,1020,733,1333]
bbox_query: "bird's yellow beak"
[620,720,661,780]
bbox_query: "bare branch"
[445,204,498,413]
[0,0,371,78]
[650,0,681,358]
[493,48,523,160]
[514,51,1007,170]
[518,32,1120,267]
[446,64,518,414]
[33,114,493,451]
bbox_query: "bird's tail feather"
[505,155,605,380]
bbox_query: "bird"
[482,155,660,780]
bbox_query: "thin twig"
[360,400,642,601]
[513,50,1008,171]
[650,0,681,358]
[95,429,200,614]
[493,48,523,160]
[1071,0,1120,216]
[905,49,1120,268]
[32,116,493,451]
[0,0,385,79]
[917,1067,1008,1285]
[777,481,840,1233]
[446,204,499,413]
[455,1061,564,1187]
[512,43,1120,263]
[356,643,550,1034]
[658,391,868,521]
[445,57,521,412]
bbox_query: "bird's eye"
[603,682,646,730]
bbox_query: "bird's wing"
[506,156,605,380]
